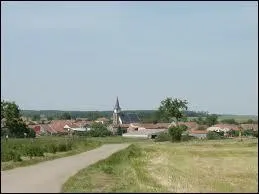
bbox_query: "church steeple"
[114,96,121,113]
[113,96,121,126]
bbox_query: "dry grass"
[62,139,258,193]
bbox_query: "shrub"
[227,130,239,137]
[221,119,238,125]
[57,143,68,152]
[242,129,254,137]
[253,130,258,138]
[169,126,184,142]
[155,132,170,142]
[47,143,58,154]
[1,150,22,162]
[26,145,44,158]
[181,134,197,141]
[207,131,224,140]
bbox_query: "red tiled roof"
[49,120,73,133]
[96,117,109,122]
[241,124,258,131]
[213,124,239,131]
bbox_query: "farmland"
[1,136,150,171]
[62,139,258,193]
[188,115,258,123]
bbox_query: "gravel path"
[1,144,130,193]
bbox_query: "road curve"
[1,143,130,193]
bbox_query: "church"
[112,97,141,126]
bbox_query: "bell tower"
[113,97,121,125]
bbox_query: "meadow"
[62,139,258,193]
[188,115,258,123]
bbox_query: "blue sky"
[1,1,258,115]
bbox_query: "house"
[95,117,110,124]
[241,124,258,131]
[29,120,89,135]
[207,124,239,133]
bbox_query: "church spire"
[114,96,121,113]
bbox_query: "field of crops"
[1,137,102,170]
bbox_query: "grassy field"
[188,115,258,123]
[1,136,150,171]
[62,139,258,193]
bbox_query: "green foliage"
[227,130,240,137]
[207,131,224,140]
[243,119,258,124]
[154,132,171,142]
[26,145,45,158]
[1,150,22,162]
[1,138,82,162]
[87,123,112,137]
[205,114,218,126]
[116,127,123,136]
[181,134,197,142]
[168,126,184,142]
[60,112,71,120]
[221,119,238,125]
[1,100,35,138]
[158,97,188,122]
[32,115,40,121]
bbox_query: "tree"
[60,112,71,120]
[88,122,112,137]
[205,114,218,126]
[221,119,238,125]
[158,97,188,124]
[1,100,35,138]
[116,127,123,136]
[32,115,40,121]
[47,116,53,121]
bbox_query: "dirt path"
[1,144,130,193]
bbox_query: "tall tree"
[1,100,35,138]
[158,97,188,124]
[205,114,218,126]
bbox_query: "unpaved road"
[1,144,130,193]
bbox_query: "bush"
[47,143,58,154]
[253,131,258,138]
[1,150,22,162]
[181,134,197,141]
[26,145,44,158]
[155,132,171,142]
[242,129,254,137]
[169,126,184,142]
[207,131,224,140]
[227,130,240,137]
[221,119,238,125]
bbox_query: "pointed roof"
[114,96,121,110]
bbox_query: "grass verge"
[62,139,258,193]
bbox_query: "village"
[21,97,258,139]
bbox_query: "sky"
[1,1,258,115]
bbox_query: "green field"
[62,139,258,193]
[188,115,258,123]
[1,136,150,171]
